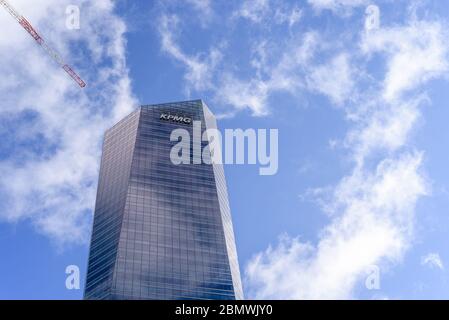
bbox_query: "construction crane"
[0,0,86,88]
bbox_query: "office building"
[84,100,243,300]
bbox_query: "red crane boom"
[0,0,86,88]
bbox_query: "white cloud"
[186,0,212,17]
[347,97,424,166]
[247,153,426,299]
[158,13,353,115]
[157,15,315,116]
[233,0,302,27]
[421,253,444,270]
[215,32,356,115]
[158,14,222,93]
[233,0,270,24]
[361,21,448,102]
[0,0,136,246]
[274,5,302,27]
[306,53,354,105]
[216,74,270,117]
[215,32,320,116]
[308,0,368,13]
[185,0,214,27]
[245,15,448,299]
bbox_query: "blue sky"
[1,0,449,299]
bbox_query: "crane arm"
[0,0,86,88]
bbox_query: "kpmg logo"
[160,112,192,125]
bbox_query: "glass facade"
[84,100,244,300]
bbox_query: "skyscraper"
[84,100,244,300]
